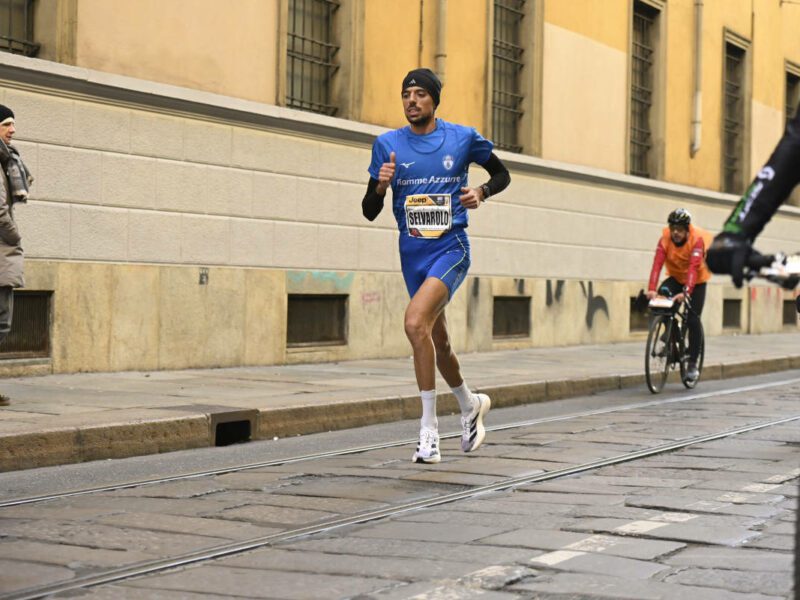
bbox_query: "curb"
[1,356,798,472]
[0,417,209,472]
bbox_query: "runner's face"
[402,87,435,126]
[669,225,689,245]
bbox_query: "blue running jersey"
[368,119,493,243]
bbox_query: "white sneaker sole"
[464,393,491,453]
[411,452,441,464]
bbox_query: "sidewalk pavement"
[1,332,799,472]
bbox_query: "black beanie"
[0,105,13,125]
[402,68,442,107]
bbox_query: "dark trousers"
[658,278,705,363]
[0,286,13,346]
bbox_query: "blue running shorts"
[400,230,471,299]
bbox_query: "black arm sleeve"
[362,177,385,221]
[477,152,511,198]
[723,104,800,240]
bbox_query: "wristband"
[480,184,491,201]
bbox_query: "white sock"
[451,382,475,415]
[420,389,438,430]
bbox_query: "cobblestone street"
[1,372,797,599]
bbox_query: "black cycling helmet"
[667,208,692,228]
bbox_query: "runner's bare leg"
[431,311,464,388]
[404,277,451,391]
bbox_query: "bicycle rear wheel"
[680,319,705,389]
[645,316,671,393]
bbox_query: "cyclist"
[646,208,712,382]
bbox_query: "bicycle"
[644,294,704,394]
[642,252,800,395]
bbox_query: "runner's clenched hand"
[459,186,483,209]
[376,152,396,196]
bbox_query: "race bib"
[404,194,452,238]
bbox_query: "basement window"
[783,299,798,326]
[723,299,741,330]
[629,296,650,332]
[0,290,51,359]
[493,296,530,338]
[287,294,348,347]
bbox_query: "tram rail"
[2,376,798,509]
[2,378,799,599]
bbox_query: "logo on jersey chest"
[442,155,454,170]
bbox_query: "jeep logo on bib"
[442,155,454,170]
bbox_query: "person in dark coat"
[0,105,31,406]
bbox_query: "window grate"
[286,0,340,116]
[723,43,746,194]
[492,0,525,153]
[630,2,657,178]
[0,291,51,359]
[0,0,38,57]
[786,70,799,128]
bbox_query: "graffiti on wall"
[287,271,355,292]
[545,279,564,307]
[580,281,609,329]
[546,279,610,330]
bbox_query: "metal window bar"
[492,0,525,153]
[287,0,340,116]
[723,44,745,194]
[0,0,38,56]
[630,4,656,178]
[786,71,800,128]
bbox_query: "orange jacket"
[648,225,712,294]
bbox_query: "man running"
[362,68,510,464]
[646,208,712,383]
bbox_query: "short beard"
[407,112,433,128]
[672,236,687,247]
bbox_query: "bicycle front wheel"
[680,319,705,389]
[645,316,671,394]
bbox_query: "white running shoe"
[461,393,491,453]
[412,427,441,464]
